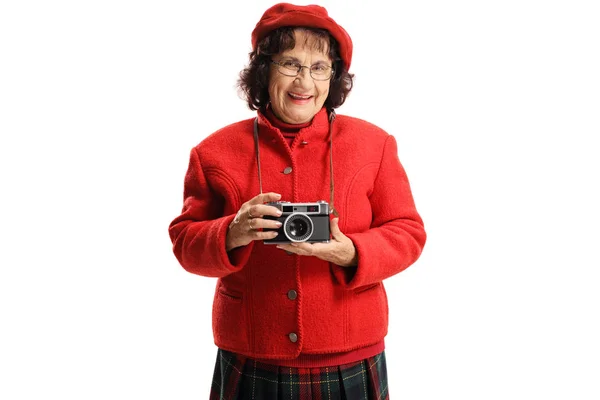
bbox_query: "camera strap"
[327,111,339,217]
[253,111,339,217]
[253,117,263,194]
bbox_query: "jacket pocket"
[218,286,242,301]
[212,285,249,352]
[348,282,388,343]
[354,282,381,294]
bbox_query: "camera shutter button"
[283,167,292,174]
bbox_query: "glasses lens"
[310,65,332,81]
[277,61,300,77]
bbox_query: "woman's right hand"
[226,192,284,251]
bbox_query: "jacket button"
[283,167,292,174]
[288,332,298,343]
[287,290,297,300]
[301,141,308,145]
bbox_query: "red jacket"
[169,107,426,360]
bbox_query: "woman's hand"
[276,218,357,267]
[226,192,284,251]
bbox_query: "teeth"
[289,93,311,100]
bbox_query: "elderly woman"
[169,3,426,399]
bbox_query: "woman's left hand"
[276,218,357,267]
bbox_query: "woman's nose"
[294,68,314,87]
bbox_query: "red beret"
[251,3,353,70]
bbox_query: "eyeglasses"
[271,59,335,81]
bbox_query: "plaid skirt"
[210,348,389,400]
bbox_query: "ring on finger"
[248,218,255,230]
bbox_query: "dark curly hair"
[238,27,354,111]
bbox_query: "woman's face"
[268,30,332,124]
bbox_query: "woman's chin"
[282,110,314,124]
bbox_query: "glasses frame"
[271,59,335,81]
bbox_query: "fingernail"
[274,193,281,198]
[275,222,282,227]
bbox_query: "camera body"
[263,200,331,244]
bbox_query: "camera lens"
[283,213,313,242]
[289,219,308,237]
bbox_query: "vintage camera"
[263,200,331,244]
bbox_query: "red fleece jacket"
[169,107,426,360]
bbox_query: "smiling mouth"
[288,92,313,100]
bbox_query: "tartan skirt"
[210,348,389,400]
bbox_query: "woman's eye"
[312,65,327,72]
[282,61,299,69]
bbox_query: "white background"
[1,0,599,399]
